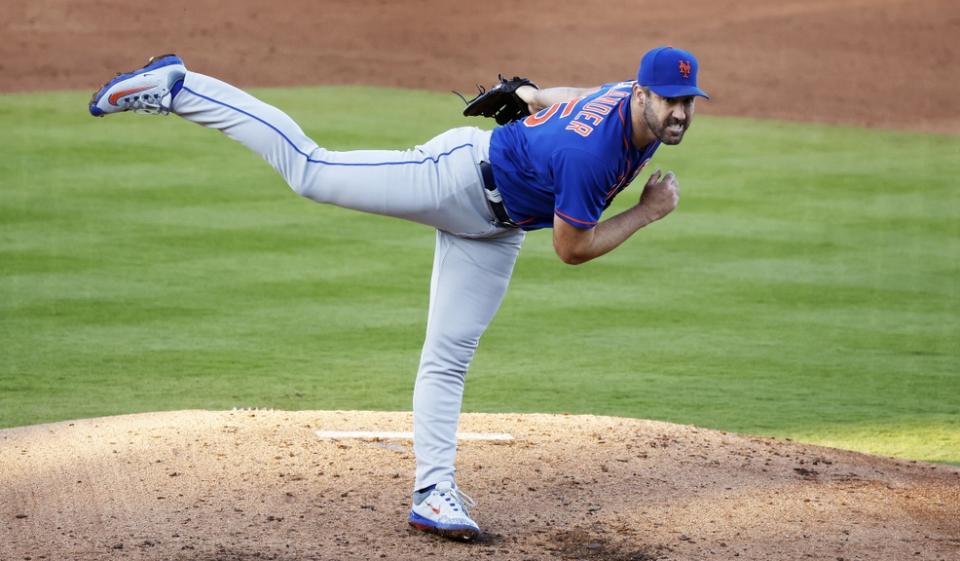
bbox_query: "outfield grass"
[1,86,957,464]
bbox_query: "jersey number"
[523,97,583,128]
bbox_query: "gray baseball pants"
[171,72,525,491]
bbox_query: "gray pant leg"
[413,228,525,490]
[172,71,498,237]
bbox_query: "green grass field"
[2,86,958,464]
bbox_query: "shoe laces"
[439,486,476,515]
[120,91,171,115]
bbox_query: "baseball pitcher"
[88,45,708,541]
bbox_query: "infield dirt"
[2,410,959,560]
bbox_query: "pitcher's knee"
[283,147,326,199]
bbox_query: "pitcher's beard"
[644,104,688,145]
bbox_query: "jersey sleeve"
[551,148,617,229]
[599,80,634,90]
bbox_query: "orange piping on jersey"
[617,103,630,151]
[555,209,598,226]
[606,172,627,200]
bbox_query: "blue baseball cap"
[637,46,709,99]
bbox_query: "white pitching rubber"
[314,430,513,441]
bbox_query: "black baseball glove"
[460,75,538,125]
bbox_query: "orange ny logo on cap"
[678,60,692,79]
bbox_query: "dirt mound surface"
[2,410,957,560]
[2,0,958,133]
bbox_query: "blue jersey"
[489,81,660,230]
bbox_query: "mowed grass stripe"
[1,87,957,464]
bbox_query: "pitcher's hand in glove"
[461,75,538,125]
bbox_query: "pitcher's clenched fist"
[638,169,680,224]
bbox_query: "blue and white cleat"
[89,54,186,117]
[408,481,481,541]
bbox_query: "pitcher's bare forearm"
[552,205,660,264]
[516,85,600,113]
[552,170,680,265]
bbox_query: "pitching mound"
[2,411,958,560]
